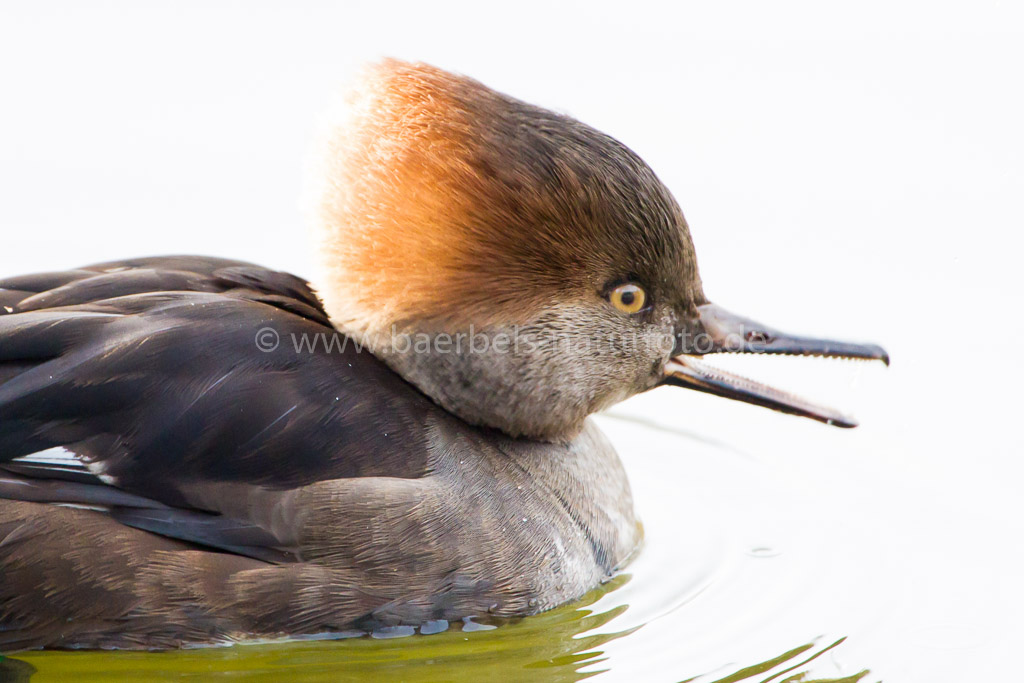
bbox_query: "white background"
[2,2,1022,681]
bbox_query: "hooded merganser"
[0,60,887,651]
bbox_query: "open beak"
[663,303,889,428]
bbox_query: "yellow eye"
[609,283,647,314]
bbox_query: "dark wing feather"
[0,256,435,561]
[109,507,297,564]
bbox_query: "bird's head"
[307,60,887,442]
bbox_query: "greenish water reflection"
[2,575,873,683]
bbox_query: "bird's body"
[0,61,885,651]
[0,257,637,649]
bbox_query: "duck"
[0,60,888,651]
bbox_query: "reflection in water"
[0,657,36,683]
[696,638,871,683]
[4,576,872,683]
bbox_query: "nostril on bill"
[744,330,774,344]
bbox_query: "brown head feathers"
[308,60,704,331]
[307,60,706,440]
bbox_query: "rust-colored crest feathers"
[306,59,701,341]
